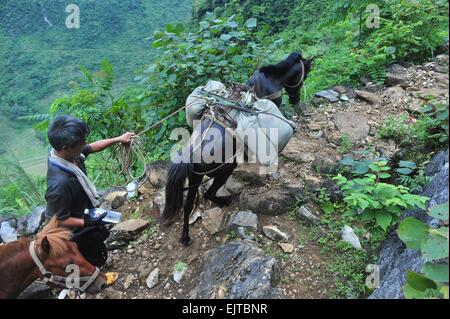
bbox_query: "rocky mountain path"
[97,54,449,299]
[9,54,448,299]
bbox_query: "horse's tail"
[162,161,192,225]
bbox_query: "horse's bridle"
[261,60,305,101]
[29,240,101,293]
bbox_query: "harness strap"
[29,240,101,292]
[261,90,283,101]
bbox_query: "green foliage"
[174,261,188,272]
[396,162,432,194]
[413,103,449,149]
[0,0,191,120]
[333,161,429,232]
[376,113,413,145]
[0,154,46,218]
[338,133,353,154]
[140,13,278,147]
[310,189,381,298]
[398,203,449,299]
[280,0,449,100]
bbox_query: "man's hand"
[117,132,136,145]
[84,211,107,227]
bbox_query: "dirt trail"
[96,55,448,299]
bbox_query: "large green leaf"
[404,271,438,299]
[422,235,449,261]
[398,217,428,250]
[340,156,354,166]
[352,162,369,175]
[399,161,417,169]
[422,263,449,283]
[396,168,413,175]
[376,212,393,231]
[246,18,257,28]
[428,203,449,221]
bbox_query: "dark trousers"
[72,226,110,267]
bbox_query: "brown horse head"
[0,217,106,298]
[34,218,107,293]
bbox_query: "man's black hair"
[48,115,90,151]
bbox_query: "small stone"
[189,210,202,225]
[146,268,160,289]
[314,90,339,102]
[355,90,382,105]
[226,210,259,233]
[154,243,161,250]
[202,207,225,235]
[123,274,134,289]
[297,206,320,225]
[173,267,188,284]
[278,243,294,253]
[262,225,289,242]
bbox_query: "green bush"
[333,161,429,232]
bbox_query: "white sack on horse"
[185,80,295,166]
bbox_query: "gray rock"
[26,206,46,235]
[233,164,268,186]
[146,268,160,289]
[173,266,188,284]
[369,149,449,299]
[152,193,166,217]
[297,206,320,225]
[107,219,150,248]
[16,216,28,235]
[314,90,340,102]
[385,65,408,87]
[224,176,244,196]
[355,90,382,105]
[226,210,259,234]
[333,112,370,143]
[146,161,169,188]
[239,184,303,215]
[383,86,406,101]
[192,241,281,298]
[262,225,289,242]
[0,221,18,243]
[202,207,225,235]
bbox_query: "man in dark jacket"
[45,115,135,267]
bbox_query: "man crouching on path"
[45,115,135,267]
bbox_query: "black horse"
[162,52,313,246]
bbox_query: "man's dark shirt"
[45,145,94,221]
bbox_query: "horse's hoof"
[180,237,193,247]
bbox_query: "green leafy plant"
[174,261,188,272]
[412,103,449,149]
[376,114,413,145]
[333,161,429,232]
[396,161,432,194]
[338,133,353,154]
[398,203,449,299]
